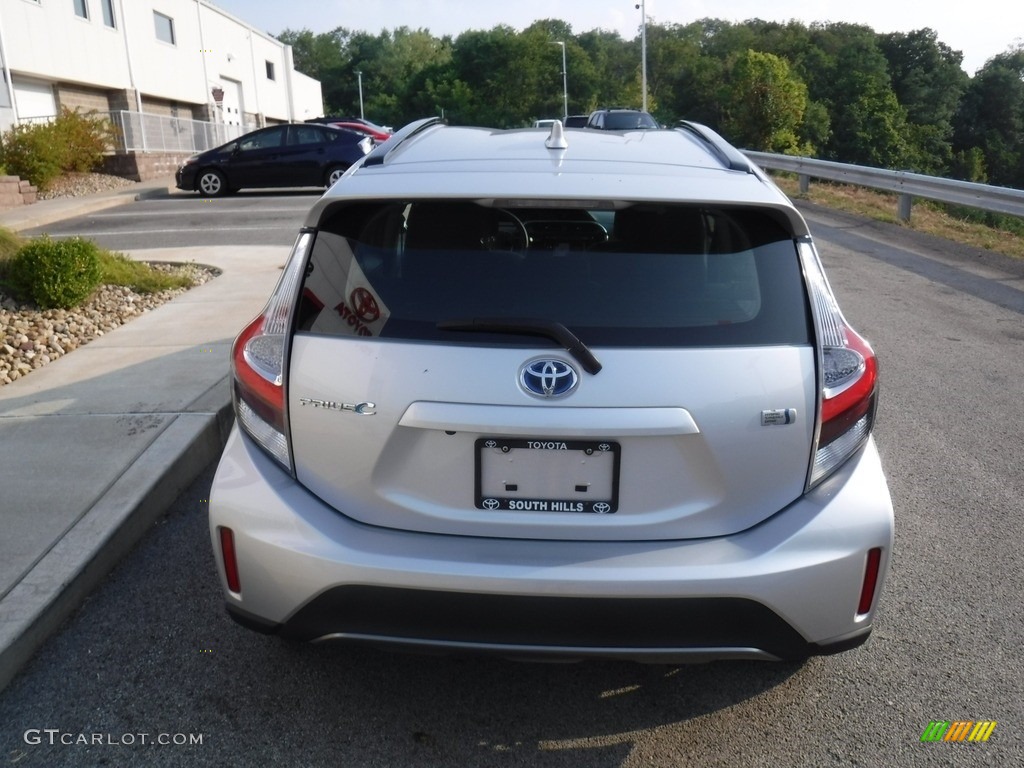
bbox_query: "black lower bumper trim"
[225,587,870,661]
[226,604,282,635]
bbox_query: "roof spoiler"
[363,117,445,168]
[675,121,753,173]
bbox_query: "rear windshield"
[296,201,812,347]
[603,112,659,129]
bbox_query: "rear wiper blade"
[437,317,602,375]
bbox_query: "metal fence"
[108,110,256,154]
[744,151,1024,222]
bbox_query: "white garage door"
[13,77,56,122]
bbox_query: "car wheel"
[198,169,228,196]
[325,165,348,188]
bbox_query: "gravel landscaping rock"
[37,172,139,201]
[0,263,219,386]
[2,172,212,387]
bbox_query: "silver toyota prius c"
[209,118,894,663]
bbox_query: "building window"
[266,61,276,81]
[101,0,115,27]
[73,0,89,19]
[154,11,175,45]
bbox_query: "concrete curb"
[134,184,175,202]
[0,398,233,692]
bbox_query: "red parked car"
[306,117,393,142]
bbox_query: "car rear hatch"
[274,200,818,542]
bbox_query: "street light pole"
[635,1,648,112]
[553,41,568,121]
[355,70,364,120]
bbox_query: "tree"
[576,29,635,112]
[276,27,356,114]
[660,20,731,128]
[276,27,348,80]
[354,28,453,126]
[638,22,703,124]
[405,65,474,123]
[447,26,533,126]
[953,47,1024,187]
[803,23,910,167]
[520,21,580,122]
[269,18,1000,177]
[721,50,809,153]
[879,29,968,174]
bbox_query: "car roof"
[204,122,365,151]
[308,120,808,235]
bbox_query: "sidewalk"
[0,182,287,691]
[0,176,177,233]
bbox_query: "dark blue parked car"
[175,123,373,196]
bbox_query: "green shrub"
[0,108,114,189]
[6,236,103,309]
[0,122,63,190]
[51,107,114,173]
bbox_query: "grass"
[97,251,193,293]
[772,174,1024,261]
[0,227,194,296]
[0,227,22,263]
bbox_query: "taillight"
[811,325,878,485]
[799,240,879,488]
[231,231,313,472]
[857,547,882,615]
[219,527,241,594]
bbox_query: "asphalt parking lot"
[1,193,1022,767]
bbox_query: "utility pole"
[636,1,648,112]
[355,70,364,120]
[553,41,568,121]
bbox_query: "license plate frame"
[475,437,620,514]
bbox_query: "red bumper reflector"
[219,527,241,594]
[857,547,882,615]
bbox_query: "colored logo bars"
[920,721,997,743]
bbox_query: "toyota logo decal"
[520,358,579,398]
[349,287,380,323]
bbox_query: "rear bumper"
[226,588,871,662]
[209,426,893,661]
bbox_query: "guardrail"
[743,151,1024,222]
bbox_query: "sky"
[209,0,1022,76]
